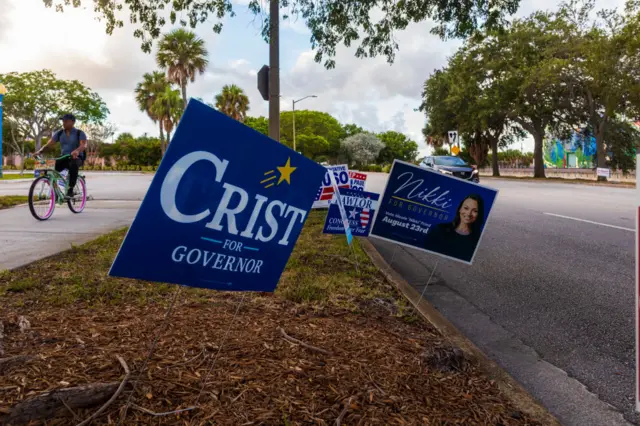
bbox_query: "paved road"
[365,174,636,426]
[0,173,152,271]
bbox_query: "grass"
[0,211,405,313]
[0,195,28,210]
[0,172,34,180]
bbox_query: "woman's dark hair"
[450,194,484,236]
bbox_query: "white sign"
[312,164,350,209]
[447,130,458,146]
[597,168,611,178]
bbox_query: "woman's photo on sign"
[423,194,485,263]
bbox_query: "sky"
[0,0,626,156]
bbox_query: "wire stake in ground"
[117,285,183,425]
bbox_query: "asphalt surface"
[365,174,637,425]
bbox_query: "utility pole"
[292,95,317,152]
[268,0,280,142]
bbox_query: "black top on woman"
[423,194,485,262]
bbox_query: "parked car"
[420,155,480,183]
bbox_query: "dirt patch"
[0,212,541,425]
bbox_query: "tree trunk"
[533,133,546,178]
[35,134,43,151]
[181,82,188,110]
[159,121,166,157]
[595,122,607,182]
[490,137,500,177]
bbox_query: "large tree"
[279,110,344,159]
[0,70,109,150]
[244,116,269,136]
[482,11,574,178]
[44,0,521,68]
[135,71,170,147]
[554,0,640,179]
[215,84,250,122]
[376,131,419,164]
[156,29,208,109]
[341,133,385,167]
[151,86,184,154]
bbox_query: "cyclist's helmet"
[61,113,76,122]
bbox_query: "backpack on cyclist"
[54,129,87,162]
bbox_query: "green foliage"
[44,0,520,69]
[100,134,162,167]
[156,29,208,106]
[606,119,640,173]
[341,133,385,167]
[215,84,250,122]
[0,70,109,148]
[244,116,268,136]
[295,134,330,160]
[151,85,184,142]
[432,147,450,156]
[279,110,344,159]
[134,71,170,143]
[376,131,419,164]
[23,158,35,170]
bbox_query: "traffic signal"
[257,65,269,101]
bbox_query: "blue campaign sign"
[109,99,326,292]
[370,160,498,264]
[323,188,379,238]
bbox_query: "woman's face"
[459,198,479,225]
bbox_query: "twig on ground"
[278,327,333,356]
[76,355,130,426]
[130,404,196,417]
[165,347,205,370]
[335,397,353,426]
[59,396,80,422]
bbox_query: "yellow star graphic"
[277,157,297,185]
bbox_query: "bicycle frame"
[33,155,85,204]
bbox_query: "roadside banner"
[328,172,354,245]
[349,171,368,191]
[109,99,326,292]
[312,164,350,209]
[597,167,611,179]
[369,160,498,264]
[323,188,379,238]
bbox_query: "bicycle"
[28,154,88,221]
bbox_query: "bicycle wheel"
[28,176,56,221]
[67,176,87,213]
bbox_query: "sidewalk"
[0,200,140,271]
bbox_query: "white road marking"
[544,212,634,232]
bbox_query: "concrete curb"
[359,237,562,426]
[480,175,634,189]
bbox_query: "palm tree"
[151,86,184,154]
[215,84,250,122]
[156,29,209,109]
[134,71,170,146]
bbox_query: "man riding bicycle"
[35,114,87,198]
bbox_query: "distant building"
[544,128,597,169]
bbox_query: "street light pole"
[0,83,6,179]
[292,95,317,153]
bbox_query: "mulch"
[0,291,537,425]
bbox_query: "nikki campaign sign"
[109,99,326,292]
[323,188,379,237]
[370,160,498,264]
